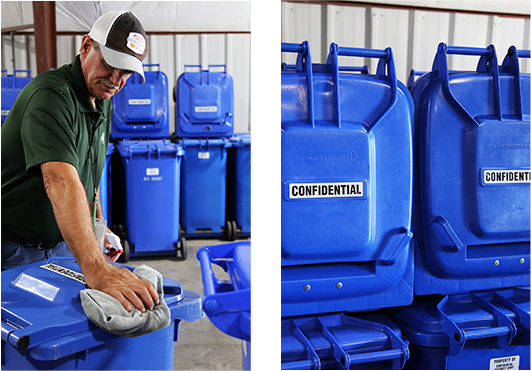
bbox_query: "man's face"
[81,42,133,100]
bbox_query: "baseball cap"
[88,11,148,82]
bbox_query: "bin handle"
[327,43,397,132]
[197,244,250,341]
[437,293,517,356]
[281,41,315,128]
[431,43,500,123]
[281,320,321,370]
[501,46,530,120]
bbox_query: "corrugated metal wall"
[1,9,251,134]
[281,1,530,84]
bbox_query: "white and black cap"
[88,11,148,82]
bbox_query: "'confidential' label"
[289,182,363,199]
[483,170,531,184]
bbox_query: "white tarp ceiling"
[1,1,251,33]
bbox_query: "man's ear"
[79,35,92,58]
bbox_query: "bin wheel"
[224,221,234,241]
[179,237,188,260]
[121,240,130,263]
[231,221,238,240]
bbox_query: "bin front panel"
[180,139,228,234]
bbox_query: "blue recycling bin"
[1,258,203,370]
[111,64,170,139]
[99,143,114,223]
[1,69,32,125]
[388,287,530,370]
[281,41,414,317]
[412,44,530,296]
[281,313,410,370]
[117,140,184,259]
[197,241,250,370]
[176,65,234,138]
[179,138,231,239]
[226,133,251,239]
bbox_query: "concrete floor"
[126,237,248,371]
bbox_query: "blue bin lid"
[178,137,231,148]
[1,259,203,360]
[117,139,184,157]
[229,134,251,146]
[388,287,530,351]
[106,142,115,155]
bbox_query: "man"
[1,11,158,313]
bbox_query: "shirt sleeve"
[21,87,80,177]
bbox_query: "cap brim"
[100,45,145,82]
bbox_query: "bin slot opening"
[466,242,530,259]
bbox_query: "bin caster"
[225,220,238,241]
[121,240,130,262]
[179,237,188,260]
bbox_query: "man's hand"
[83,262,159,312]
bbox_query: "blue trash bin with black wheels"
[1,258,203,370]
[175,64,234,138]
[412,44,530,296]
[1,69,32,125]
[197,241,250,370]
[111,64,170,139]
[179,138,231,239]
[226,133,251,239]
[281,41,414,317]
[388,287,530,370]
[116,140,184,259]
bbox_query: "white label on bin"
[483,170,531,184]
[40,263,86,284]
[195,106,217,112]
[128,99,151,105]
[490,356,519,370]
[1,110,9,116]
[146,168,159,176]
[198,152,210,159]
[289,182,363,199]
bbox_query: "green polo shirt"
[1,55,112,243]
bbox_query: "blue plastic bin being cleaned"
[281,41,414,317]
[197,241,251,370]
[1,258,203,370]
[111,64,170,139]
[99,143,114,223]
[281,312,410,370]
[226,134,251,240]
[412,44,530,296]
[1,69,32,125]
[175,64,234,138]
[179,138,231,242]
[116,140,185,261]
[388,287,530,370]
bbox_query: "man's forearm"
[42,162,106,274]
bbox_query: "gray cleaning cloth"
[80,265,171,337]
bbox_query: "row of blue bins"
[99,135,250,262]
[1,69,32,125]
[281,41,530,369]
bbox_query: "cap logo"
[126,32,146,55]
